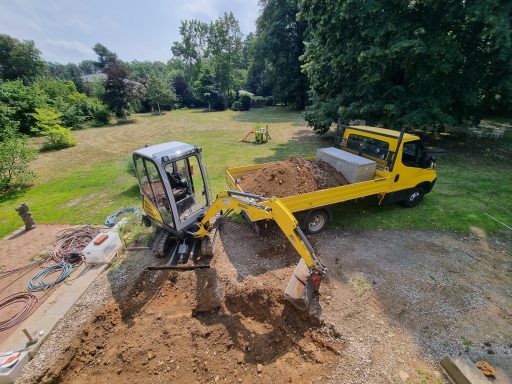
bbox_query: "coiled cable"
[0,293,38,332]
[27,263,73,292]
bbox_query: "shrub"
[211,94,226,111]
[231,100,241,111]
[240,94,251,111]
[31,107,77,151]
[92,101,111,126]
[0,126,37,191]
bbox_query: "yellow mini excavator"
[133,142,326,310]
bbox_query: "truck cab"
[339,125,437,206]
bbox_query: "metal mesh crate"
[317,147,376,184]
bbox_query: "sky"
[0,0,260,64]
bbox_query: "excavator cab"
[133,142,212,236]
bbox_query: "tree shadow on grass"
[231,106,307,126]
[0,187,29,204]
[116,184,140,199]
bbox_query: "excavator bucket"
[284,259,320,310]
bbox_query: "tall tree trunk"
[157,102,161,115]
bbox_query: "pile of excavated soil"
[38,261,343,384]
[238,157,348,198]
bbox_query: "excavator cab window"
[133,155,175,228]
[164,155,207,221]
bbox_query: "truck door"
[394,140,436,190]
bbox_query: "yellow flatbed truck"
[226,125,437,233]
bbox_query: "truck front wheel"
[402,188,425,208]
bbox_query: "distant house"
[81,73,107,84]
[81,73,143,90]
[239,89,255,97]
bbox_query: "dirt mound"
[238,157,348,198]
[39,266,343,384]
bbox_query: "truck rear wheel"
[303,210,328,234]
[402,188,425,208]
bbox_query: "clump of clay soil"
[39,266,343,384]
[238,157,348,198]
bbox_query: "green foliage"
[0,34,47,82]
[117,213,155,247]
[249,0,308,108]
[230,100,241,111]
[93,43,118,70]
[48,62,84,92]
[102,61,135,119]
[208,13,245,104]
[0,80,46,134]
[31,107,77,151]
[143,72,177,114]
[239,94,251,111]
[299,0,512,133]
[172,14,246,108]
[34,77,110,129]
[0,126,37,191]
[78,60,97,75]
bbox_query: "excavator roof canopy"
[134,141,199,165]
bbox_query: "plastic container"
[0,351,29,384]
[83,231,122,265]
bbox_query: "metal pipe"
[227,190,269,200]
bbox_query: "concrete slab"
[0,263,107,356]
[441,356,511,384]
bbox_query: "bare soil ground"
[238,157,347,197]
[0,225,73,344]
[17,221,511,384]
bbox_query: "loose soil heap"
[238,157,348,198]
[38,257,343,384]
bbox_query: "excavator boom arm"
[194,190,326,310]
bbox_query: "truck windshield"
[164,155,207,221]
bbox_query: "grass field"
[1,107,511,238]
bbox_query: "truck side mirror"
[420,156,435,169]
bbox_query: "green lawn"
[1,107,511,237]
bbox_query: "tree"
[79,60,97,75]
[299,0,512,133]
[207,13,244,105]
[144,73,176,114]
[0,124,36,191]
[31,107,76,150]
[0,80,46,134]
[103,61,134,119]
[0,34,47,82]
[250,0,308,108]
[48,62,85,92]
[171,20,210,81]
[93,43,118,71]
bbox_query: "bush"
[92,104,111,126]
[240,94,251,111]
[211,93,226,111]
[231,100,241,111]
[31,107,77,151]
[0,127,37,191]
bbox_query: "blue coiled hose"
[27,262,73,292]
